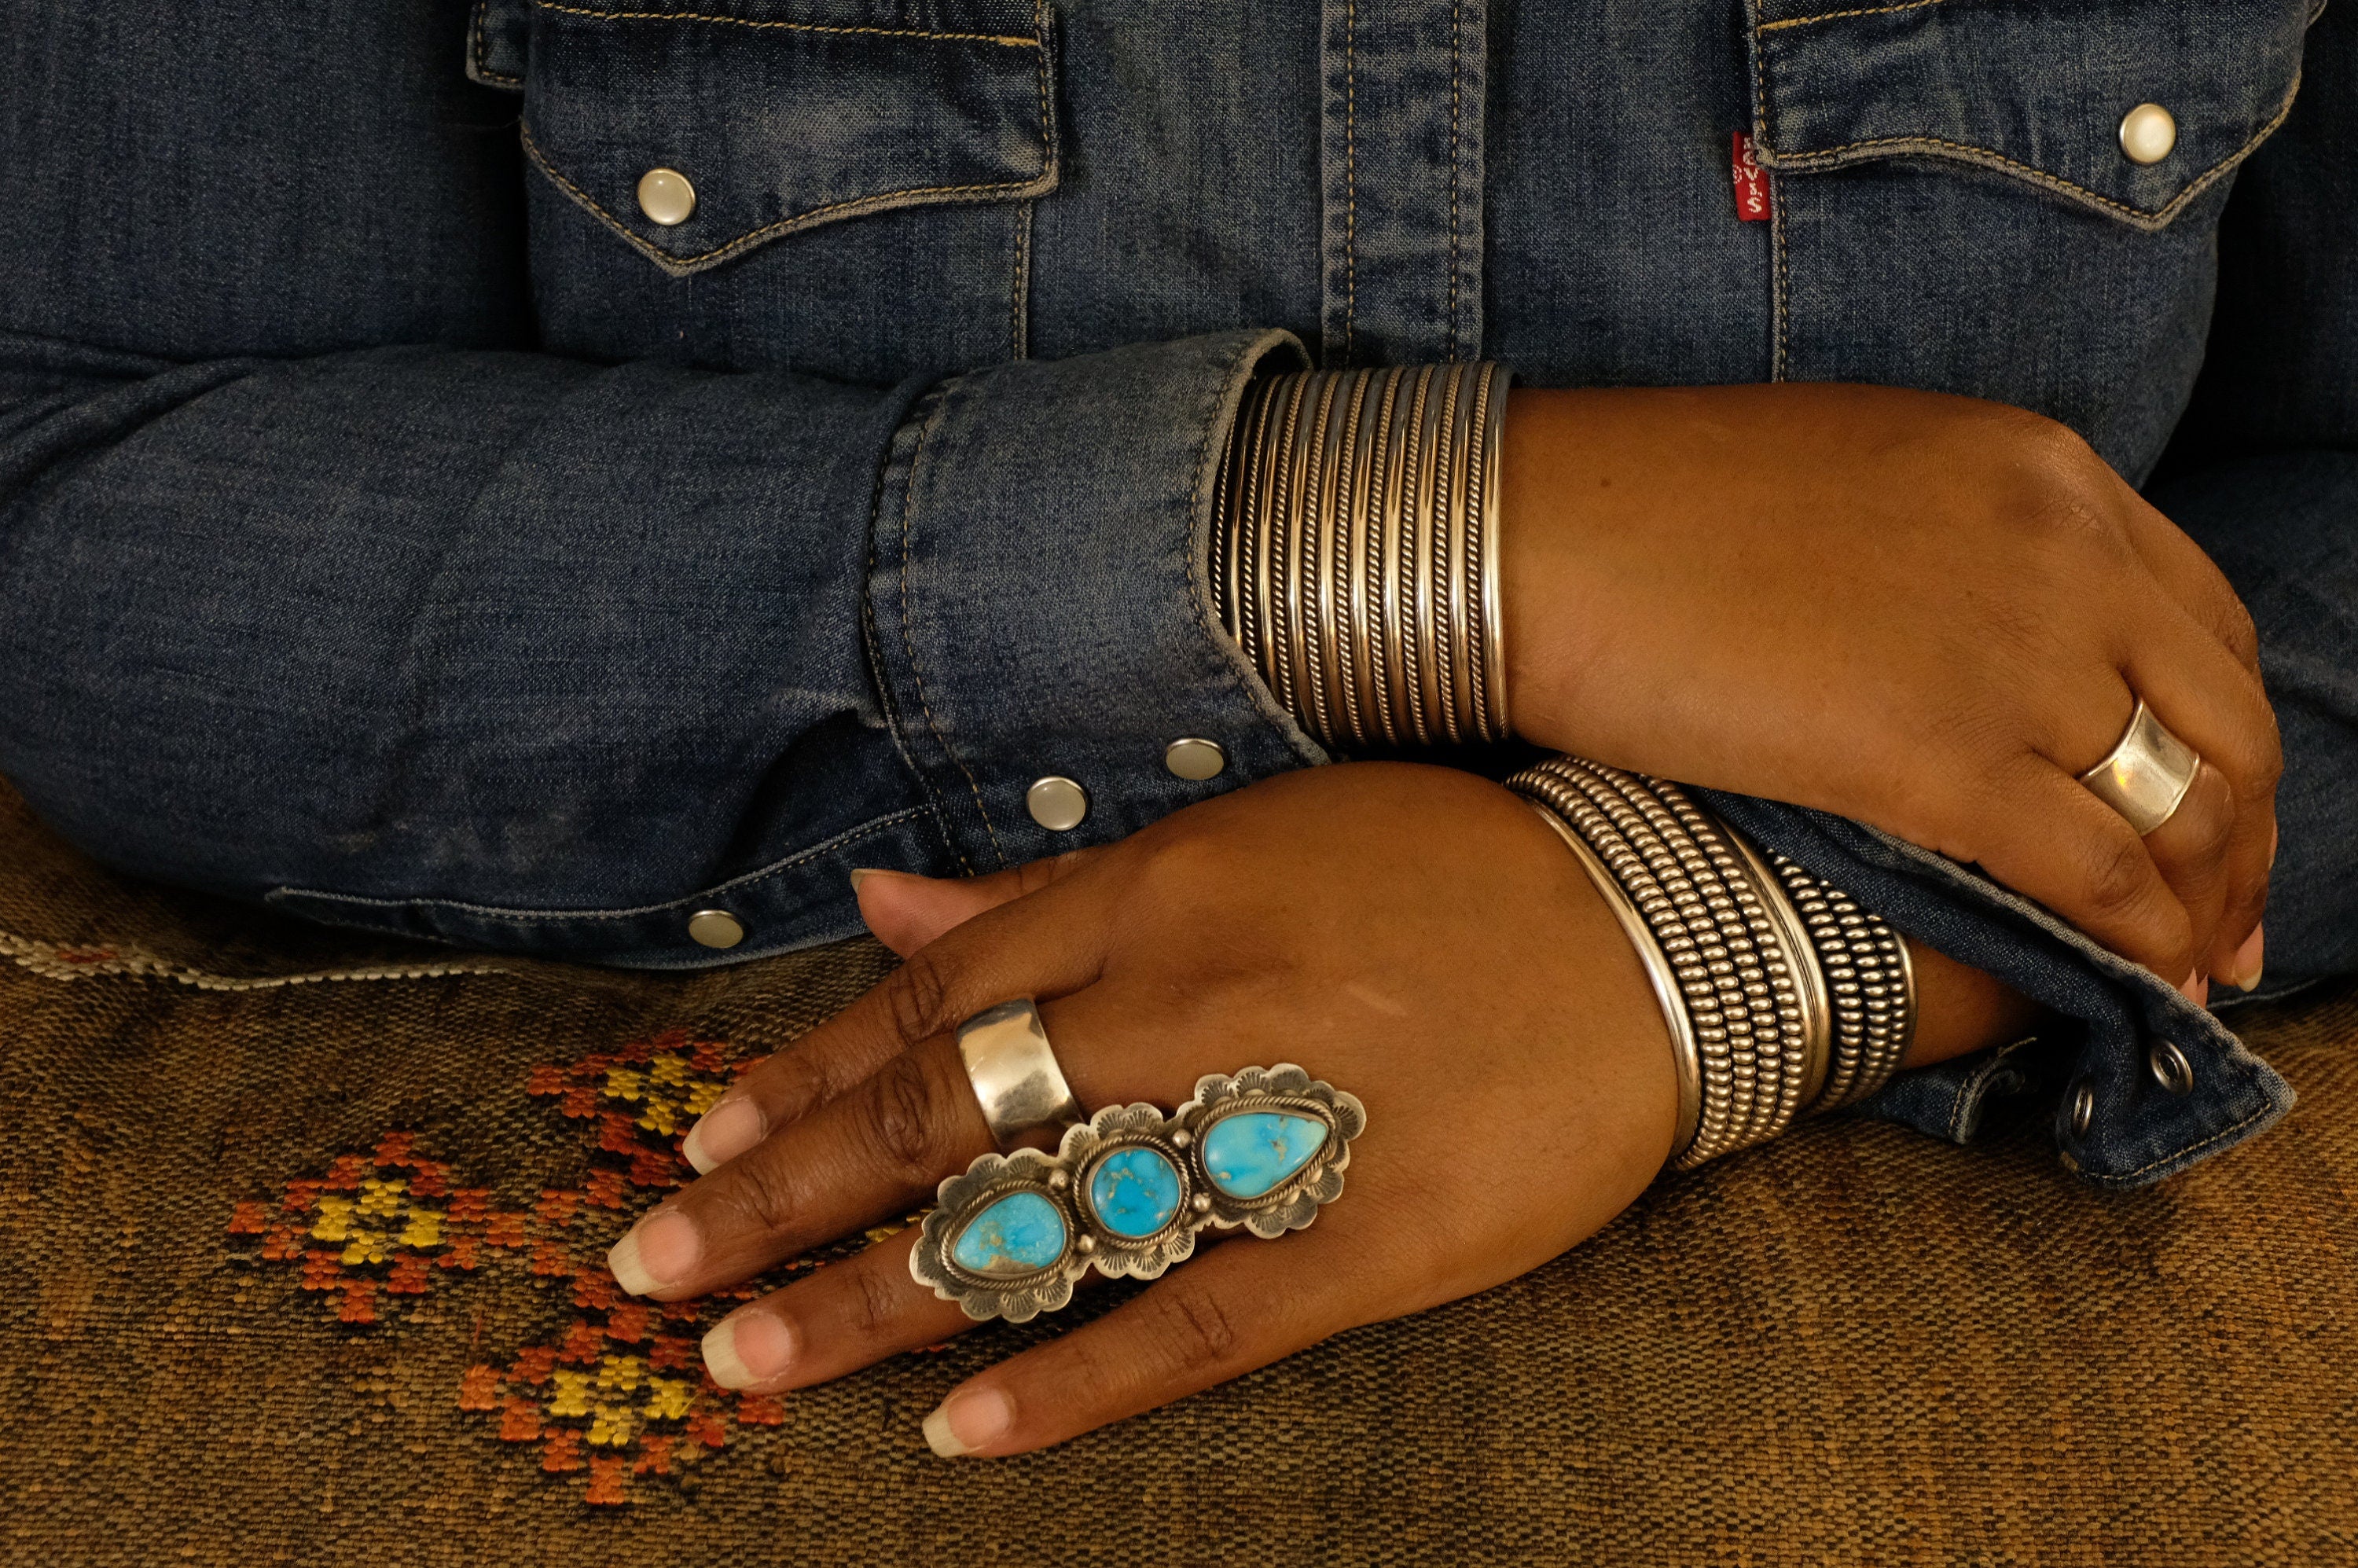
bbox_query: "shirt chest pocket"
[1746,0,2321,476]
[472,0,1060,381]
[1748,0,2316,229]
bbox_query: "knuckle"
[2076,827,2160,924]
[1144,1282,1243,1374]
[2217,589,2261,667]
[846,1259,909,1338]
[879,948,958,1048]
[855,1051,953,1188]
[716,1148,801,1242]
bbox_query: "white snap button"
[637,167,697,226]
[2147,1040,2195,1096]
[686,909,744,949]
[2069,1078,2095,1137]
[1163,737,1227,781]
[2117,103,2176,166]
[1027,776,1089,832]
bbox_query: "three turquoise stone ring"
[910,1064,1368,1323]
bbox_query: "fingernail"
[681,1095,766,1175]
[922,1386,1014,1459]
[2231,924,2265,993]
[2176,969,2207,1006]
[702,1309,795,1390]
[849,868,877,892]
[608,1207,700,1297]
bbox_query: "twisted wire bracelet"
[1216,362,1511,751]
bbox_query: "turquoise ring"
[908,1065,1367,1323]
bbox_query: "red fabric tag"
[1732,132,1772,222]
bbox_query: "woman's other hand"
[1500,383,2278,998]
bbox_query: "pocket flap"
[519,0,1057,275]
[1750,0,2319,230]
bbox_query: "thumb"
[852,850,1097,957]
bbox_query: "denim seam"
[1008,200,1030,360]
[861,395,963,872]
[531,0,1038,48]
[268,806,930,924]
[1185,332,1330,765]
[896,383,1006,868]
[1446,0,1463,362]
[2076,1097,2287,1189]
[1754,68,2308,233]
[1758,0,1946,34]
[517,121,1056,277]
[1342,0,1359,365]
[1770,164,1789,380]
[471,0,522,84]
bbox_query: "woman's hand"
[605,763,1682,1455]
[606,763,2037,1454]
[1500,383,2279,998]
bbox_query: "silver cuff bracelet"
[1214,362,1513,750]
[1508,755,1917,1170]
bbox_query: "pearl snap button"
[1163,737,1227,781]
[2147,1039,2195,1096]
[686,909,744,949]
[1027,776,1089,832]
[637,167,697,226]
[2069,1078,2095,1137]
[2117,103,2176,166]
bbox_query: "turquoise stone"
[950,1191,1067,1277]
[1202,1111,1328,1199]
[1088,1147,1183,1239]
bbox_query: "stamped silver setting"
[909,1065,1365,1322]
[907,1149,1075,1324]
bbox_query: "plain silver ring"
[2078,698,2201,837]
[956,998,1086,1149]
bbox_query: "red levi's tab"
[1732,131,1772,222]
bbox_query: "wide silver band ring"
[957,998,1085,1149]
[2078,698,2201,837]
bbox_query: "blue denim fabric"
[1,0,2352,1184]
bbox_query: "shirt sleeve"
[0,4,1314,969]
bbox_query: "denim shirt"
[2,0,2352,1187]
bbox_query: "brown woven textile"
[1,781,2352,1566]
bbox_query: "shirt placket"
[1320,0,1489,368]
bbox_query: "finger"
[2119,615,2280,983]
[640,976,1210,1301]
[698,1228,978,1392]
[2117,505,2279,979]
[921,1225,1368,1459]
[855,850,1096,959]
[678,857,1113,1176]
[622,1031,992,1298]
[1967,755,2198,988]
[698,1221,1214,1393]
[2123,500,2263,678]
[2131,759,2235,978]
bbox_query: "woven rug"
[1,780,2352,1566]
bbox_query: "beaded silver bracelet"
[1508,755,1916,1169]
[1213,362,1512,750]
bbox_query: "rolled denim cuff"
[863,329,1321,876]
[1702,789,2296,1190]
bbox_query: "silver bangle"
[1509,757,1912,1169]
[1217,362,1511,749]
[1766,854,1918,1113]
